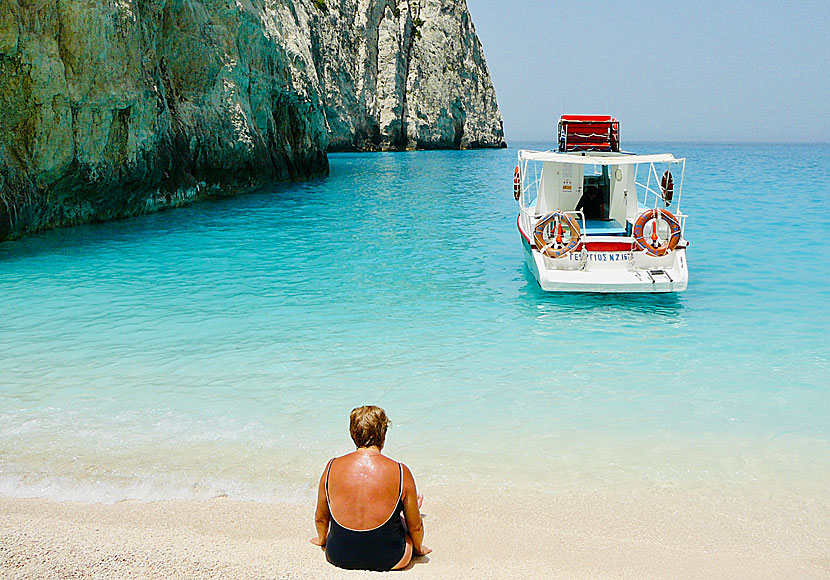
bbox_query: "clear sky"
[465,1,830,142]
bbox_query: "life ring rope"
[533,212,581,259]
[632,208,681,257]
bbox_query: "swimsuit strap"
[325,458,335,506]
[397,463,403,501]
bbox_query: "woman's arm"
[401,464,431,556]
[310,460,331,547]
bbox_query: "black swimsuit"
[324,459,407,571]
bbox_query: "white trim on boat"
[518,150,678,165]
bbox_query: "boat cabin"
[517,150,685,241]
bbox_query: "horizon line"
[502,139,830,146]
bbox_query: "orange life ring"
[632,208,681,257]
[533,212,581,259]
[513,165,521,200]
[660,171,674,205]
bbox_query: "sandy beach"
[2,485,827,579]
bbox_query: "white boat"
[514,115,689,293]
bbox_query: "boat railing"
[522,204,689,244]
[517,158,541,235]
[571,210,586,238]
[634,159,686,213]
[519,154,689,240]
[518,157,541,209]
[633,159,689,237]
[518,207,586,242]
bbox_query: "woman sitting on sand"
[311,405,431,571]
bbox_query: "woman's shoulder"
[329,451,400,467]
[398,462,415,481]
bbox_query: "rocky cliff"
[312,0,504,151]
[0,0,504,242]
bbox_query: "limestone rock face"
[0,0,504,241]
[312,0,504,151]
[0,0,329,241]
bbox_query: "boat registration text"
[570,252,630,262]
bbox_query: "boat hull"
[520,232,688,294]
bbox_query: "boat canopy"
[518,150,679,166]
[558,115,620,152]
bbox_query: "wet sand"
[2,486,828,579]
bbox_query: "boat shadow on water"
[517,267,685,322]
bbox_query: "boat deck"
[584,219,627,236]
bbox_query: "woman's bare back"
[326,451,401,530]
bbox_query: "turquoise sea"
[1,143,828,503]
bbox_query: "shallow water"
[1,143,828,502]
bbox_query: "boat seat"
[584,219,627,236]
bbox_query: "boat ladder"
[646,269,673,284]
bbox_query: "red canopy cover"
[558,115,620,152]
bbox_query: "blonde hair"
[349,405,390,449]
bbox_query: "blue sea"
[1,143,828,503]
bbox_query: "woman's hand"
[414,544,432,557]
[309,536,326,547]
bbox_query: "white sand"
[1,486,828,579]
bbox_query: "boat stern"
[519,220,688,293]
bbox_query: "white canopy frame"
[517,149,688,238]
[518,150,678,166]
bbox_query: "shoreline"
[2,485,827,579]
